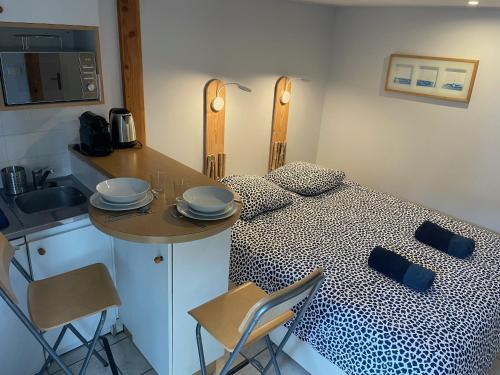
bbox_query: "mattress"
[230,181,500,375]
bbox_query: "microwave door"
[0,53,32,105]
[36,53,64,102]
[59,53,85,101]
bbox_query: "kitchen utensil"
[1,166,28,195]
[109,108,137,148]
[170,208,207,228]
[105,206,152,223]
[96,178,150,204]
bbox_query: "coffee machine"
[78,111,113,156]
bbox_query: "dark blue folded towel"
[0,209,9,230]
[368,246,435,292]
[415,221,474,259]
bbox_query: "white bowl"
[96,178,150,204]
[183,186,234,213]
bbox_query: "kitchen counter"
[69,145,240,244]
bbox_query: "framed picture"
[385,54,479,103]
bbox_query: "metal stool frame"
[196,269,325,375]
[0,257,115,375]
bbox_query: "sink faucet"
[32,168,54,190]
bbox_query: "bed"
[229,179,500,375]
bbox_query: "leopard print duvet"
[229,180,500,375]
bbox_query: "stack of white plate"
[90,178,154,211]
[176,186,237,220]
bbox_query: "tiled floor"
[49,332,308,375]
[50,331,500,375]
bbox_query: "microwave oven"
[0,51,99,106]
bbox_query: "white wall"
[141,0,334,175]
[0,0,122,184]
[317,7,500,232]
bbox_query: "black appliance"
[79,111,113,156]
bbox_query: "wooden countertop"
[70,146,240,244]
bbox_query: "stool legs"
[196,323,208,375]
[78,310,107,375]
[38,326,68,374]
[68,323,109,366]
[264,335,281,375]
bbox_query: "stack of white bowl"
[92,178,152,211]
[177,186,236,220]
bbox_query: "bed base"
[270,326,347,375]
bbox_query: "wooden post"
[117,0,146,145]
[268,76,291,171]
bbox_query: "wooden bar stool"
[189,268,325,375]
[0,233,122,375]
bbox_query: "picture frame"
[385,54,479,103]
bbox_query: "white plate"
[183,186,234,213]
[176,200,237,221]
[96,178,150,204]
[90,191,154,211]
[179,199,235,217]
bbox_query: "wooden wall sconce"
[268,76,291,171]
[204,79,227,180]
[203,79,252,180]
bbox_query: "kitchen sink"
[14,186,87,214]
[0,175,92,236]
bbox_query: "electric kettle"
[109,108,137,148]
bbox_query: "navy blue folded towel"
[368,246,435,292]
[0,209,9,230]
[415,220,475,259]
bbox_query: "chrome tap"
[32,168,54,190]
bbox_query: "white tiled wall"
[0,107,105,186]
[0,108,119,187]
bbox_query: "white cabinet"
[0,238,45,375]
[27,223,116,355]
[114,229,231,375]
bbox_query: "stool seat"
[28,263,121,331]
[189,282,294,351]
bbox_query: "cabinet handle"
[154,256,163,264]
[38,248,46,256]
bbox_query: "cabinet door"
[28,224,116,354]
[0,239,45,374]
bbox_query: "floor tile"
[215,353,256,375]
[251,347,310,375]
[240,338,267,360]
[491,359,500,375]
[49,331,126,374]
[108,338,151,374]
[66,354,116,375]
[49,343,103,374]
[104,331,129,346]
[141,369,158,375]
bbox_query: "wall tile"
[4,129,74,161]
[0,137,7,163]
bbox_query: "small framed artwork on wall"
[385,54,479,103]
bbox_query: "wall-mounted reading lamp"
[280,77,311,105]
[211,82,252,112]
